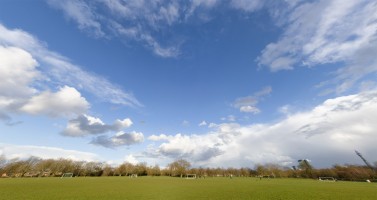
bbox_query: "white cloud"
[20,86,89,117]
[159,2,180,25]
[108,20,181,57]
[240,106,260,114]
[124,154,139,165]
[114,118,133,129]
[144,90,377,168]
[198,120,207,126]
[278,105,293,115]
[222,115,237,122]
[47,0,183,58]
[0,46,39,115]
[148,134,167,141]
[140,33,181,58]
[0,143,99,161]
[257,0,377,93]
[187,0,219,16]
[46,0,226,58]
[146,123,240,163]
[233,86,272,113]
[62,114,132,137]
[90,131,144,148]
[0,45,89,119]
[192,0,218,7]
[47,0,105,38]
[0,46,39,99]
[0,23,141,108]
[230,0,265,12]
[208,123,217,128]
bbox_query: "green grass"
[0,177,376,200]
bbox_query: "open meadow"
[0,177,376,200]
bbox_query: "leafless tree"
[168,159,191,178]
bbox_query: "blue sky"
[1,0,377,168]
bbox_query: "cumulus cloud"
[233,86,272,113]
[0,46,39,99]
[20,86,89,117]
[0,143,99,161]
[257,0,377,93]
[90,131,144,148]
[0,45,89,119]
[0,23,141,108]
[145,91,377,168]
[0,46,39,112]
[124,154,139,165]
[146,123,240,163]
[62,114,132,137]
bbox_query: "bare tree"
[147,164,161,176]
[168,159,191,178]
[102,165,114,176]
[83,162,104,176]
[116,162,134,176]
[0,155,6,173]
[135,162,148,176]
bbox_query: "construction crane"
[355,150,376,173]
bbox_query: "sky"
[0,0,377,168]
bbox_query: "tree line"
[0,155,375,181]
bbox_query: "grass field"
[0,177,376,200]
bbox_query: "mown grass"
[0,177,376,200]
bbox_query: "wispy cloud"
[0,23,141,108]
[233,86,272,114]
[47,0,105,38]
[256,0,377,93]
[145,90,377,167]
[230,0,265,12]
[47,0,184,58]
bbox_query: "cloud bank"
[0,143,99,162]
[147,90,377,168]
